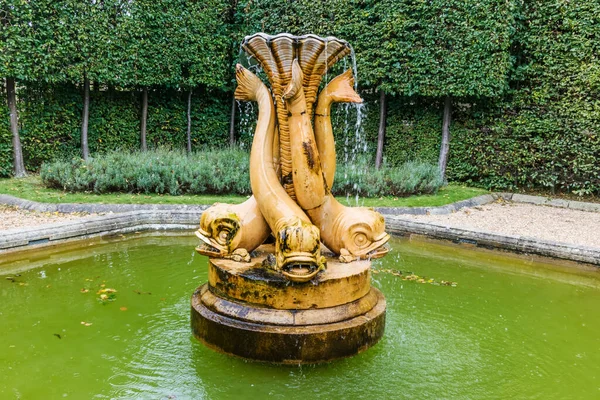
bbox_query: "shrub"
[333,157,443,198]
[41,148,251,195]
[40,149,443,197]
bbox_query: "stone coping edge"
[1,192,599,266]
[385,217,600,266]
[0,210,201,254]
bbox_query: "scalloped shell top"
[241,33,351,115]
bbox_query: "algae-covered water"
[1,235,599,399]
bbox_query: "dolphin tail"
[324,69,362,104]
[282,59,304,101]
[234,64,262,102]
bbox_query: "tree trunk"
[229,94,236,145]
[81,76,90,161]
[186,89,192,154]
[140,87,148,151]
[6,78,26,177]
[438,96,452,181]
[375,89,387,169]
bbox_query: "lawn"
[0,175,489,208]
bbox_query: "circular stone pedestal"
[191,245,386,364]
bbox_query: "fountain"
[191,33,390,363]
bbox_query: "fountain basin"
[1,235,599,398]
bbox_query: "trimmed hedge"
[334,157,443,198]
[40,149,443,197]
[3,1,600,196]
[0,82,232,176]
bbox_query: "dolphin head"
[335,208,390,260]
[195,203,242,258]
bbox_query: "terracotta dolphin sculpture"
[284,61,390,262]
[195,196,270,262]
[235,64,325,282]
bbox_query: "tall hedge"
[447,0,600,194]
[2,0,600,195]
[0,84,231,174]
[120,0,232,89]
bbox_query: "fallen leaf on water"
[120,307,128,311]
[97,288,117,294]
[80,321,93,327]
[97,288,117,302]
[80,288,89,293]
[375,269,457,287]
[18,282,28,286]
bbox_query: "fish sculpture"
[195,196,269,262]
[235,64,325,282]
[284,60,390,262]
[196,33,390,282]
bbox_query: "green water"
[1,235,599,399]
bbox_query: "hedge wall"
[2,0,600,196]
[447,0,600,194]
[0,83,232,175]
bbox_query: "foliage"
[236,0,513,96]
[0,0,71,82]
[2,0,600,196]
[447,0,600,194]
[120,0,232,89]
[0,83,232,177]
[40,148,442,197]
[375,0,514,97]
[0,0,231,87]
[334,157,443,198]
[40,148,251,195]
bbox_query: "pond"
[1,235,599,399]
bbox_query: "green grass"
[0,175,488,207]
[336,185,489,208]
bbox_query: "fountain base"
[191,245,386,364]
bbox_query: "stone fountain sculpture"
[191,33,389,363]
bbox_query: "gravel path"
[407,201,600,249]
[0,204,96,230]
